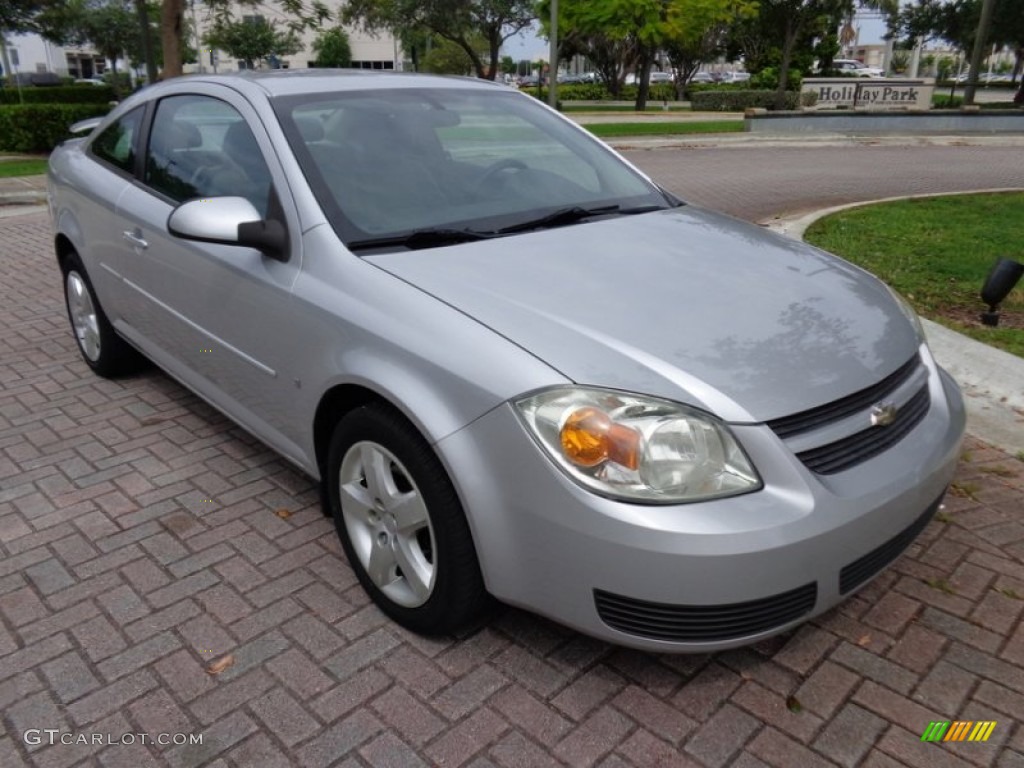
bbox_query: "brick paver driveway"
[3,142,1024,767]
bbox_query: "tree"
[32,0,139,89]
[662,0,758,95]
[894,0,1024,83]
[422,36,481,74]
[342,0,535,80]
[744,0,895,109]
[544,0,650,103]
[204,15,300,69]
[312,26,352,67]
[81,1,137,89]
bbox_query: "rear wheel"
[327,403,489,635]
[62,252,144,377]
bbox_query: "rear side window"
[90,107,144,173]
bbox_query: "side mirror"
[167,197,288,261]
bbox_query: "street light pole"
[548,0,558,108]
[964,0,996,105]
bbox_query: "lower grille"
[839,492,945,594]
[594,582,817,643]
[795,385,931,474]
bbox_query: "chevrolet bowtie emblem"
[870,403,898,427]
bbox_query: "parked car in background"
[689,72,715,84]
[826,60,884,78]
[48,70,965,652]
[5,71,62,86]
[75,77,107,86]
[719,71,751,84]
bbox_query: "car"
[5,71,62,86]
[75,77,108,86]
[48,70,965,652]
[689,72,715,84]
[826,60,884,78]
[649,71,673,84]
[719,71,751,83]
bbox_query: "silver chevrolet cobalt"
[48,71,965,651]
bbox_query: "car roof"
[166,69,507,99]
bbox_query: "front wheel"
[327,404,489,635]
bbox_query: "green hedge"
[0,104,113,152]
[690,89,814,111]
[0,85,117,105]
[523,82,680,102]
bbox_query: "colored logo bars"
[921,721,997,743]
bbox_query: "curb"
[763,193,1024,457]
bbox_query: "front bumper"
[436,354,966,652]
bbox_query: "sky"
[500,12,892,64]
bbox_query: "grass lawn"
[805,192,1024,358]
[584,121,743,138]
[0,158,48,178]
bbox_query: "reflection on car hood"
[365,207,919,422]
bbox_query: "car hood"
[365,207,919,423]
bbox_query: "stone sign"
[802,79,934,110]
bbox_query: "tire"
[327,403,489,635]
[62,251,145,378]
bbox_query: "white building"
[1,32,105,79]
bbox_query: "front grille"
[840,492,945,594]
[795,385,930,474]
[767,354,920,439]
[594,582,817,643]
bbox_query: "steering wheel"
[475,158,528,189]
[189,164,217,194]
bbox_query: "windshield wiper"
[347,227,493,252]
[493,204,666,235]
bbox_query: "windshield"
[272,86,674,250]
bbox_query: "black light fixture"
[980,257,1024,327]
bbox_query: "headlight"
[515,387,761,504]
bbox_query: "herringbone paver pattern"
[3,143,1024,767]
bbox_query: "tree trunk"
[634,48,653,111]
[775,18,798,111]
[135,0,158,85]
[486,29,500,80]
[161,0,186,79]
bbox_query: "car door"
[64,106,146,316]
[112,88,307,464]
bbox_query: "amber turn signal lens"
[560,407,640,470]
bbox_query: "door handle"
[122,230,149,249]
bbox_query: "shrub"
[750,67,803,91]
[690,89,814,111]
[531,82,680,102]
[0,85,117,105]
[546,82,611,101]
[0,104,113,152]
[932,94,962,108]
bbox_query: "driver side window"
[144,95,273,216]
